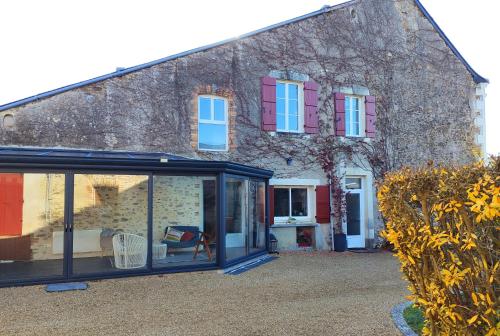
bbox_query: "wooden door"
[0,173,24,236]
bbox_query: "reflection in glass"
[274,188,289,217]
[249,181,266,253]
[199,97,211,120]
[214,99,225,121]
[0,173,65,282]
[199,124,227,150]
[225,178,247,260]
[346,193,361,235]
[291,188,307,216]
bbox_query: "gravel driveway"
[0,251,407,336]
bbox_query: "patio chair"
[161,226,212,261]
[112,233,147,269]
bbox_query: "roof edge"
[0,0,357,112]
[414,0,488,84]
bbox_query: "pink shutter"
[365,96,376,138]
[315,185,330,224]
[304,80,319,134]
[261,76,276,131]
[333,92,345,136]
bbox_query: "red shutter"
[0,173,23,236]
[365,95,376,138]
[315,185,330,224]
[269,186,274,225]
[304,80,319,134]
[333,92,345,136]
[261,76,277,131]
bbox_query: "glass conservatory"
[0,147,272,287]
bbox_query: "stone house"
[0,0,488,257]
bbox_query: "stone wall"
[0,0,483,245]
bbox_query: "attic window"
[2,114,15,129]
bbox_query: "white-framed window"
[198,96,228,151]
[276,81,303,133]
[274,187,309,219]
[345,95,364,137]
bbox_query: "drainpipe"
[328,177,334,251]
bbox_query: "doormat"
[45,282,88,292]
[225,256,278,275]
[347,248,378,253]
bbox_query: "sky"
[0,0,498,155]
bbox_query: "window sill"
[271,222,319,228]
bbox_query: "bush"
[404,305,425,335]
[379,158,499,336]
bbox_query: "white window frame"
[274,186,311,222]
[345,95,365,137]
[276,80,304,133]
[197,95,228,152]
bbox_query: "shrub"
[379,158,499,336]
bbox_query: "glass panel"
[214,99,225,121]
[274,188,289,217]
[276,99,285,130]
[153,176,216,268]
[345,101,351,136]
[199,123,227,150]
[291,188,308,217]
[199,97,211,120]
[353,98,359,122]
[248,181,266,254]
[0,173,65,282]
[288,114,298,131]
[72,174,148,274]
[288,84,298,99]
[345,178,362,189]
[276,82,285,99]
[353,122,360,136]
[346,193,361,235]
[225,178,248,261]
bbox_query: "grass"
[403,304,425,335]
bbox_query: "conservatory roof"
[0,146,273,178]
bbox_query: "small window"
[345,96,362,136]
[276,81,302,133]
[198,96,228,151]
[274,187,308,218]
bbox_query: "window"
[276,81,302,132]
[274,187,308,218]
[198,96,228,151]
[345,95,362,136]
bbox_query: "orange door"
[0,173,24,236]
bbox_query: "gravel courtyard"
[0,251,407,336]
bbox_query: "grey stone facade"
[0,0,487,249]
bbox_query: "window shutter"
[333,92,345,136]
[269,186,275,225]
[304,80,319,134]
[315,185,330,224]
[261,76,277,131]
[365,95,376,138]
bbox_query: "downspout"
[328,177,334,251]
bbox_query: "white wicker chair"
[112,233,147,269]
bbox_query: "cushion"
[181,231,195,242]
[164,228,184,242]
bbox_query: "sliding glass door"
[225,177,267,263]
[0,172,66,283]
[72,174,149,275]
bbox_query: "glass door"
[71,173,149,275]
[344,177,365,248]
[0,172,66,283]
[225,177,248,261]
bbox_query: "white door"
[343,178,365,248]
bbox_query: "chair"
[161,226,212,261]
[112,233,147,269]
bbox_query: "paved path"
[0,251,407,336]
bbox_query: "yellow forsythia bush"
[379,158,499,336]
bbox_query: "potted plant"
[331,176,347,252]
